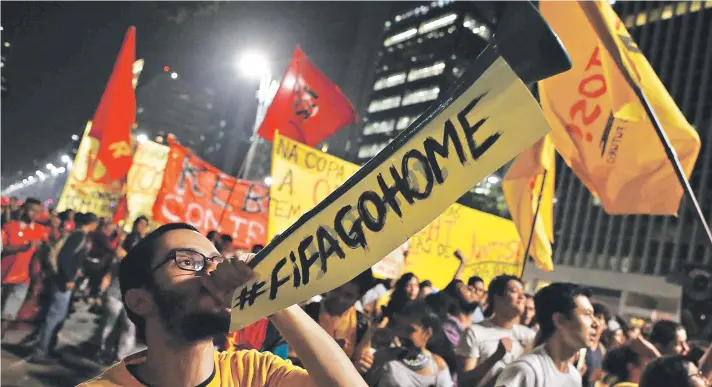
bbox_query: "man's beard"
[459,298,480,315]
[151,286,230,343]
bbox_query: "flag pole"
[521,169,548,277]
[634,88,712,250]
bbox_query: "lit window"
[706,0,712,9]
[402,86,440,106]
[624,15,635,27]
[661,5,674,19]
[463,15,491,40]
[635,13,646,26]
[384,28,417,47]
[373,72,406,91]
[676,2,688,15]
[690,1,702,11]
[396,115,419,130]
[363,119,396,135]
[418,13,458,35]
[358,142,390,159]
[367,96,402,113]
[407,61,445,82]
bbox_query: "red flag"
[257,47,357,146]
[94,27,136,180]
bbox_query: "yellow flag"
[539,1,701,215]
[502,135,555,272]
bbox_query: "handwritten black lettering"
[298,236,320,285]
[269,258,291,300]
[358,191,387,232]
[334,205,366,249]
[457,93,501,160]
[423,120,466,183]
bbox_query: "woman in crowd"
[379,272,420,327]
[366,302,454,387]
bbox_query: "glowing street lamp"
[238,51,270,78]
[61,154,71,164]
[137,133,148,143]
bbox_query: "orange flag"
[93,27,137,181]
[503,136,555,272]
[538,1,701,215]
[257,47,357,146]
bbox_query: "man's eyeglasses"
[151,248,226,273]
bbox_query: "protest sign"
[406,204,523,289]
[230,59,553,330]
[268,134,360,240]
[152,139,269,248]
[57,121,125,218]
[121,140,169,229]
[227,2,571,330]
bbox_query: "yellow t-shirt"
[78,349,314,387]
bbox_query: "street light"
[170,72,178,80]
[72,134,79,141]
[137,133,148,143]
[264,176,273,186]
[61,154,71,163]
[46,163,55,170]
[238,51,270,78]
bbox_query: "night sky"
[1,1,371,182]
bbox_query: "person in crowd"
[2,196,22,223]
[601,326,627,350]
[520,294,536,328]
[46,210,64,242]
[60,209,76,233]
[360,278,393,318]
[495,282,599,386]
[219,234,235,257]
[365,302,454,387]
[418,280,435,300]
[27,212,98,363]
[582,302,610,387]
[380,272,420,327]
[79,222,366,386]
[295,269,375,375]
[1,198,46,339]
[206,230,222,250]
[467,275,487,324]
[456,274,535,387]
[83,221,118,306]
[251,244,264,254]
[639,355,707,387]
[123,216,149,252]
[78,216,149,363]
[601,345,643,387]
[441,279,481,347]
[648,320,690,357]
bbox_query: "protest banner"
[57,121,125,218]
[406,204,523,289]
[121,140,169,229]
[226,2,571,331]
[268,133,360,240]
[152,139,269,248]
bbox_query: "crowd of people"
[1,196,711,386]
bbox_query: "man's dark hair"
[23,197,41,208]
[592,302,611,323]
[251,244,264,254]
[484,274,521,318]
[534,282,592,346]
[120,222,199,342]
[220,234,233,244]
[76,212,98,227]
[132,215,149,231]
[467,276,484,287]
[420,280,433,289]
[649,320,682,348]
[640,355,696,387]
[206,230,219,241]
[602,345,641,383]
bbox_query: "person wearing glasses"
[467,275,487,324]
[639,355,708,387]
[80,223,366,387]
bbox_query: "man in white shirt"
[495,282,600,387]
[456,275,536,387]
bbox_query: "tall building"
[524,1,712,329]
[349,1,497,164]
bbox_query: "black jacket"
[54,230,87,289]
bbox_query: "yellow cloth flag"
[502,136,555,272]
[539,1,701,215]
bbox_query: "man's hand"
[454,250,464,261]
[201,253,258,308]
[65,282,75,291]
[354,350,374,374]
